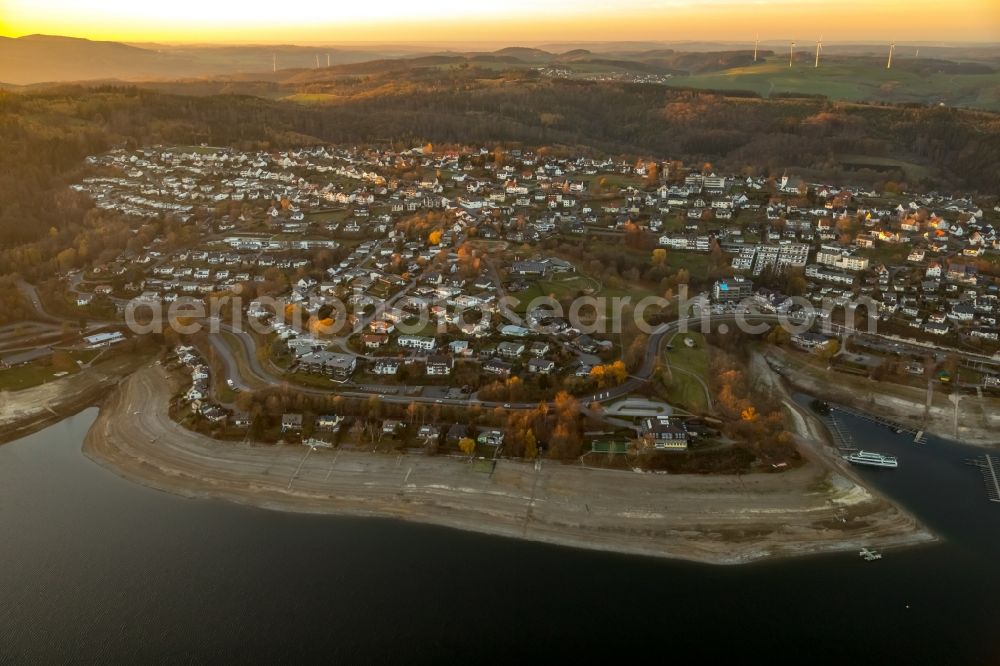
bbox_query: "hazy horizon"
[5,35,1000,49]
[2,0,998,44]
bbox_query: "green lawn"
[0,364,71,390]
[0,349,107,391]
[535,275,601,299]
[662,332,711,412]
[664,372,710,413]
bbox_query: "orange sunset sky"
[1,0,998,44]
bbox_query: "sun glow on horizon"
[2,0,998,43]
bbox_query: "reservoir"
[1,408,998,662]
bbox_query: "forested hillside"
[2,69,999,262]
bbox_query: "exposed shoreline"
[0,355,148,446]
[79,365,934,565]
[765,347,1000,448]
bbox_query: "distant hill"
[5,35,999,111]
[493,47,553,62]
[0,34,412,85]
[0,35,185,84]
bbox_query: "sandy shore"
[82,365,934,565]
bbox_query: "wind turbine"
[315,54,320,68]
[815,36,823,68]
[326,53,331,67]
[754,34,760,62]
[272,54,276,73]
[789,42,796,68]
[887,41,895,69]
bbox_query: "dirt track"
[83,365,934,564]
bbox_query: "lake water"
[1,408,998,663]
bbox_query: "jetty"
[832,404,915,435]
[823,410,855,451]
[965,455,1000,503]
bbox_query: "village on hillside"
[6,142,999,464]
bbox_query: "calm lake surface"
[1,407,998,663]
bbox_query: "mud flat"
[83,366,935,564]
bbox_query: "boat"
[843,450,898,469]
[809,399,831,416]
[859,548,882,561]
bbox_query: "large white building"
[731,243,809,275]
[397,335,436,351]
[816,245,870,272]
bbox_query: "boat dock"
[965,455,1000,503]
[824,410,855,451]
[831,405,916,436]
[859,547,882,561]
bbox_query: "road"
[16,279,109,330]
[15,280,61,324]
[205,313,784,411]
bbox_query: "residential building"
[712,277,753,303]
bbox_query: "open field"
[0,349,103,391]
[673,60,1000,111]
[663,332,712,412]
[836,154,934,181]
[535,275,601,298]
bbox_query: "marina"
[965,455,1000,503]
[830,404,916,437]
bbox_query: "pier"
[824,410,855,451]
[966,455,1000,503]
[831,405,916,436]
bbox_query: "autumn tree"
[458,437,476,456]
[818,339,840,362]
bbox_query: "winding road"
[205,313,789,411]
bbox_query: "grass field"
[673,60,1000,111]
[860,243,913,265]
[305,209,351,224]
[620,246,715,284]
[284,93,342,104]
[0,349,102,391]
[836,154,934,181]
[535,275,602,298]
[663,332,712,413]
[510,273,657,317]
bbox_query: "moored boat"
[844,450,898,469]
